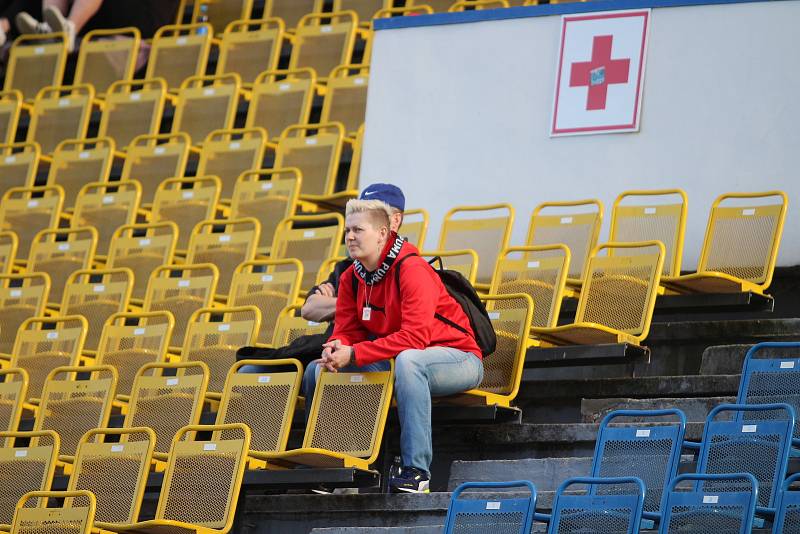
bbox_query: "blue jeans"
[302,347,483,474]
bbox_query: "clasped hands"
[319,339,353,372]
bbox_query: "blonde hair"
[345,199,393,229]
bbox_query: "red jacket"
[330,235,482,366]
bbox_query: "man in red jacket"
[303,194,484,493]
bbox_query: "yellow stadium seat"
[172,73,242,146]
[28,227,97,308]
[290,12,358,83]
[192,0,253,33]
[67,427,155,526]
[229,259,303,345]
[4,33,68,101]
[527,199,603,290]
[151,176,222,251]
[449,0,510,10]
[60,268,134,353]
[216,18,284,87]
[217,359,302,459]
[0,369,29,433]
[10,490,95,534]
[96,311,175,399]
[94,423,250,534]
[438,204,514,288]
[271,304,329,346]
[0,274,50,356]
[0,232,18,275]
[421,249,480,285]
[253,364,393,471]
[271,213,345,291]
[186,217,261,296]
[35,365,117,462]
[0,185,63,261]
[46,137,115,211]
[409,0,458,12]
[314,256,345,286]
[245,68,317,142]
[490,245,570,329]
[10,315,88,402]
[196,127,268,200]
[73,28,141,96]
[344,123,364,193]
[107,222,179,302]
[321,64,369,137]
[98,79,169,150]
[0,90,22,145]
[230,168,302,254]
[124,362,209,458]
[610,189,688,278]
[334,0,391,26]
[0,142,41,199]
[181,306,260,394]
[274,122,348,201]
[26,84,95,154]
[0,431,60,528]
[662,191,788,295]
[401,208,429,249]
[145,23,213,92]
[532,241,665,346]
[120,132,191,207]
[267,0,322,29]
[143,263,219,350]
[374,5,434,18]
[71,180,142,257]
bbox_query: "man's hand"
[320,340,352,372]
[315,283,335,297]
[301,283,337,322]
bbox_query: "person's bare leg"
[42,0,70,13]
[46,0,100,34]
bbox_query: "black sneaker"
[389,466,430,493]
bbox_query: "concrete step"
[448,457,592,491]
[579,396,735,423]
[699,344,752,375]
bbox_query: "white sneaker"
[15,11,52,34]
[43,5,76,51]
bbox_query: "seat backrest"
[449,0,509,10]
[11,315,88,402]
[576,241,665,343]
[0,369,28,434]
[738,342,800,442]
[290,12,358,81]
[591,409,686,514]
[11,490,95,534]
[444,480,536,534]
[0,231,17,275]
[216,18,284,86]
[303,364,393,462]
[124,362,209,455]
[773,472,800,533]
[438,204,514,285]
[192,0,253,33]
[107,221,179,301]
[274,122,346,197]
[120,132,191,205]
[196,127,268,199]
[99,79,167,149]
[146,23,213,90]
[314,256,345,286]
[47,137,115,210]
[401,208,429,249]
[143,263,219,348]
[0,141,40,197]
[421,249,479,285]
[549,477,644,534]
[152,176,222,251]
[246,68,317,140]
[476,294,533,402]
[68,427,155,525]
[96,311,175,398]
[173,73,242,145]
[229,259,303,345]
[27,84,95,154]
[698,402,794,509]
[186,217,261,296]
[28,226,98,307]
[409,0,457,12]
[182,306,261,393]
[610,189,688,277]
[34,365,118,457]
[0,273,51,355]
[0,185,63,260]
[490,245,570,328]
[527,199,603,283]
[73,28,141,95]
[374,5,434,18]
[271,213,345,290]
[156,424,250,530]
[320,64,369,136]
[230,168,302,253]
[697,191,788,291]
[267,0,322,29]
[72,180,142,256]
[0,90,22,145]
[4,33,68,101]
[271,304,329,346]
[333,0,390,22]
[0,430,59,526]
[658,473,758,534]
[217,359,302,453]
[61,268,134,352]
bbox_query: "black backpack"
[353,253,497,357]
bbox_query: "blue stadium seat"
[443,480,536,534]
[772,472,800,533]
[548,476,645,534]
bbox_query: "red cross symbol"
[569,35,631,111]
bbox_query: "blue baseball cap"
[359,183,405,211]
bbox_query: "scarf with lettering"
[352,233,406,286]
